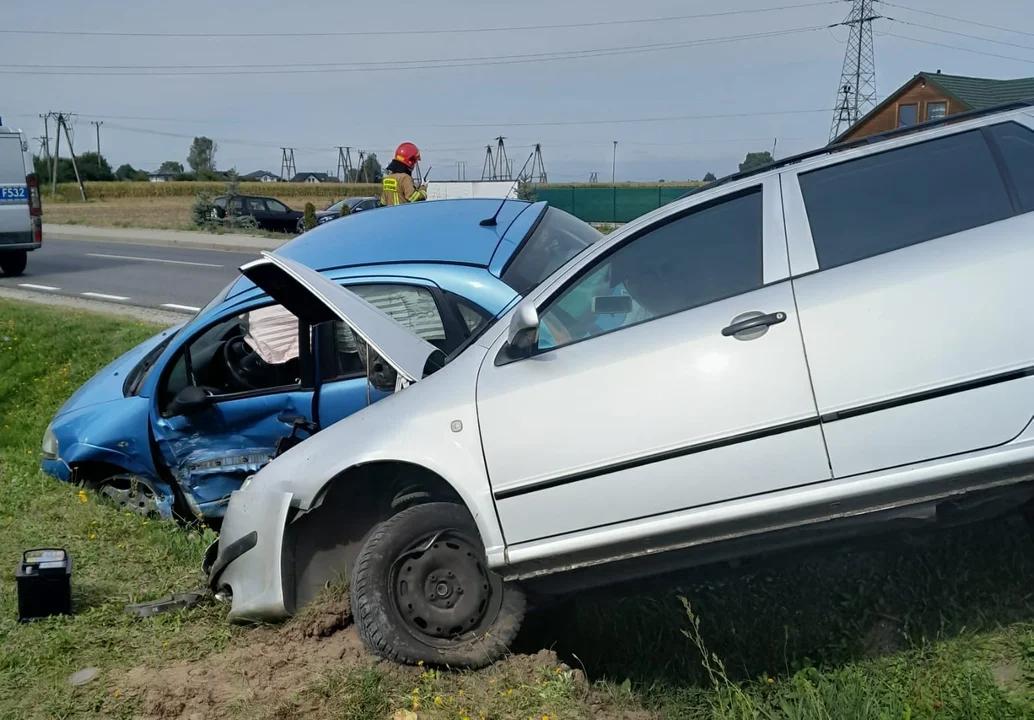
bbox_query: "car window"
[799,129,1014,271]
[987,122,1034,214]
[229,198,244,211]
[537,187,764,352]
[246,198,266,213]
[450,295,492,336]
[321,284,447,382]
[162,304,305,412]
[266,199,289,213]
[213,197,227,209]
[501,207,602,296]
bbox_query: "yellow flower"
[457,690,464,696]
[767,677,775,685]
[417,660,424,666]
[90,520,97,525]
[162,642,168,648]
[141,521,149,526]
[89,534,96,540]
[114,690,121,698]
[434,696,444,706]
[507,689,514,696]
[117,543,123,549]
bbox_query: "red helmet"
[394,142,421,169]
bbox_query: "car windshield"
[500,207,602,296]
[327,200,345,212]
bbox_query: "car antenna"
[480,149,536,227]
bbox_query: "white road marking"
[86,252,223,268]
[81,292,129,302]
[18,283,60,291]
[161,303,201,313]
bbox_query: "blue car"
[40,199,601,520]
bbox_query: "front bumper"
[207,490,294,623]
[41,458,71,482]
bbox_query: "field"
[3,299,1034,719]
[41,185,374,233]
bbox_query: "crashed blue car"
[40,199,601,519]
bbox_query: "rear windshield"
[501,208,602,296]
[0,135,26,183]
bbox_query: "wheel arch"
[283,459,492,615]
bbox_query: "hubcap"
[98,479,157,517]
[392,532,498,641]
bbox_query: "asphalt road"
[0,238,259,313]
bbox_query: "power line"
[879,2,1034,39]
[891,19,1034,52]
[885,32,1034,65]
[0,1,839,38]
[0,25,830,76]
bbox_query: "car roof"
[678,100,1034,202]
[281,198,537,269]
[226,198,542,299]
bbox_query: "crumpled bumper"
[41,458,72,483]
[207,490,294,623]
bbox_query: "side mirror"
[166,385,213,417]
[505,298,540,359]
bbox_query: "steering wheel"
[222,336,265,391]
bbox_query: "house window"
[897,104,918,127]
[927,102,947,121]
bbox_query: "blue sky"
[1,0,1031,181]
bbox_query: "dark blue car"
[40,199,601,520]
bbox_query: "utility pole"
[49,113,86,200]
[481,145,494,181]
[335,146,355,182]
[589,172,599,183]
[829,0,881,141]
[612,141,618,184]
[280,148,297,181]
[493,136,510,180]
[455,161,466,180]
[39,114,50,160]
[529,143,547,183]
[91,120,103,156]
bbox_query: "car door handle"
[721,311,787,337]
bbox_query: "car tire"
[351,502,526,669]
[0,250,27,277]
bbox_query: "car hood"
[240,253,445,386]
[54,325,181,418]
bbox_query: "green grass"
[2,299,1034,719]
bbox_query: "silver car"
[209,101,1034,668]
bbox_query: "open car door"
[149,252,445,518]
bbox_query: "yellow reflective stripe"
[382,177,400,205]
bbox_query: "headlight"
[240,474,257,491]
[41,426,58,460]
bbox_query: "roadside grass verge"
[1,299,1034,719]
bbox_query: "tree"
[74,152,115,181]
[159,160,184,174]
[702,171,717,182]
[738,152,774,173]
[32,152,113,183]
[347,153,383,183]
[187,137,217,173]
[115,163,149,181]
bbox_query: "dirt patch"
[121,591,599,720]
[124,624,369,720]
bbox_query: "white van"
[0,121,42,276]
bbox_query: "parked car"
[209,101,1034,668]
[41,199,600,520]
[0,122,42,276]
[212,194,304,233]
[316,197,380,225]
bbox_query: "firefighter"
[381,142,427,206]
